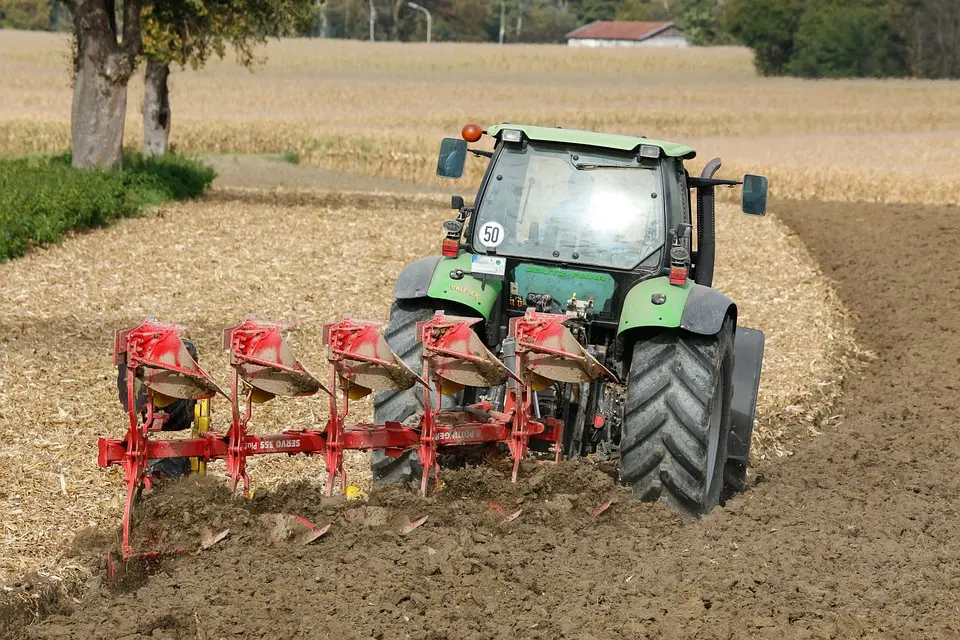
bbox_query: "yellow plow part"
[190,398,211,475]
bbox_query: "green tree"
[681,0,732,45]
[614,0,669,21]
[612,0,735,45]
[725,0,804,75]
[393,0,488,42]
[323,0,369,39]
[140,0,314,155]
[571,0,619,22]
[0,0,51,29]
[786,3,906,77]
[521,1,578,42]
[62,0,312,169]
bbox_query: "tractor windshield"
[472,141,665,270]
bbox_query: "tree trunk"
[499,0,505,44]
[68,0,143,170]
[392,0,403,40]
[515,0,522,39]
[71,38,129,168]
[143,60,171,157]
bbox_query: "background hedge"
[0,151,215,262]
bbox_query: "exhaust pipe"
[695,158,722,287]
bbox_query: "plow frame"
[98,311,610,558]
[102,321,224,558]
[415,309,612,489]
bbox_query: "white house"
[565,21,687,48]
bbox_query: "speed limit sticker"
[478,221,505,248]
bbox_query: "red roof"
[565,21,678,41]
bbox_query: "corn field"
[1,32,958,204]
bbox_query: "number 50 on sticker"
[478,221,505,249]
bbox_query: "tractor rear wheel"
[620,318,734,516]
[370,300,468,487]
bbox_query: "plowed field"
[9,198,959,639]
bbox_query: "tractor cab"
[434,123,768,348]
[466,138,667,272]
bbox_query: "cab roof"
[485,123,696,159]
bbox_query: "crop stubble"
[0,189,852,588]
[11,198,959,640]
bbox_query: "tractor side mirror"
[741,174,768,216]
[451,195,464,210]
[437,138,467,179]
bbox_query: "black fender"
[680,283,737,336]
[393,255,442,300]
[727,326,765,461]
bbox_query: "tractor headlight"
[501,129,523,143]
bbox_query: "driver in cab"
[537,172,595,248]
[535,171,651,267]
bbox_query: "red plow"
[99,310,615,559]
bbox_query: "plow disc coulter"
[98,311,611,558]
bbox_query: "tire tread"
[620,320,734,516]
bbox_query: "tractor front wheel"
[620,318,734,516]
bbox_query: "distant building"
[565,21,687,48]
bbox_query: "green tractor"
[372,123,768,516]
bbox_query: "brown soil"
[11,199,960,640]
[0,185,833,585]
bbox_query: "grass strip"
[0,151,215,262]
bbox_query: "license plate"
[471,254,506,277]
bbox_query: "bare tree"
[392,0,402,39]
[516,0,522,38]
[921,0,960,77]
[899,0,960,78]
